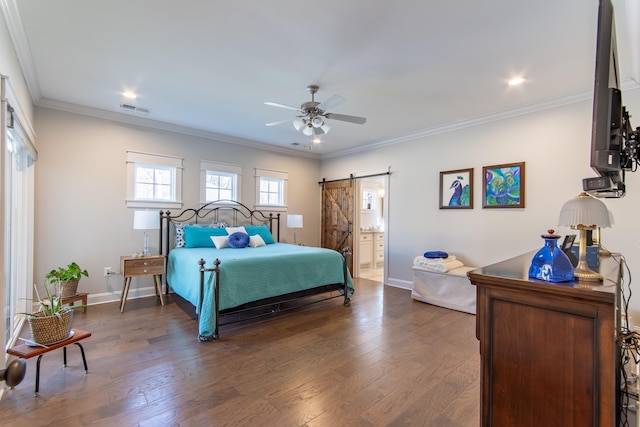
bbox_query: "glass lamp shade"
[558,192,611,228]
[557,192,612,281]
[311,116,324,128]
[292,118,306,131]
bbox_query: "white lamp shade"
[287,214,303,229]
[311,116,324,128]
[133,210,160,230]
[302,125,313,136]
[558,192,612,228]
[292,118,306,131]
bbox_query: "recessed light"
[122,91,137,99]
[508,77,527,86]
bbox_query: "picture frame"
[482,162,525,208]
[439,168,474,209]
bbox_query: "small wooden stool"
[7,328,91,396]
[41,292,89,313]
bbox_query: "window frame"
[200,160,242,204]
[254,168,288,211]
[126,150,183,209]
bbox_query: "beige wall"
[33,107,321,304]
[321,89,640,317]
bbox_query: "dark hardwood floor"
[0,279,480,427]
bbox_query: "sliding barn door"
[321,179,354,272]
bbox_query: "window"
[260,177,282,205]
[135,164,174,201]
[3,91,36,353]
[255,168,287,211]
[126,151,183,209]
[200,161,242,203]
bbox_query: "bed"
[160,200,353,341]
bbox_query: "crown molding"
[36,98,320,159]
[0,0,42,102]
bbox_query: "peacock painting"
[483,163,524,208]
[440,168,474,209]
[448,177,471,207]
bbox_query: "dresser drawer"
[121,256,165,276]
[376,233,385,241]
[376,252,385,262]
[376,242,384,251]
[360,233,372,242]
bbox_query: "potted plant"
[45,262,88,298]
[23,282,76,345]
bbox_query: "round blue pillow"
[228,232,250,248]
[424,250,449,259]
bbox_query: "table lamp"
[558,192,612,281]
[133,210,160,256]
[287,214,303,245]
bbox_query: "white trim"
[200,160,242,174]
[126,150,183,167]
[0,0,43,102]
[255,168,288,181]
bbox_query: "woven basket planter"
[59,280,79,298]
[27,309,74,345]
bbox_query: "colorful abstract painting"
[482,162,525,208]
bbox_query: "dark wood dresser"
[468,252,622,427]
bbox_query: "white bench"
[411,265,477,314]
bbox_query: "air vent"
[119,104,151,116]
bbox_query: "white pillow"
[226,226,246,235]
[210,235,229,249]
[249,234,266,248]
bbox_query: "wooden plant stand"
[6,328,91,396]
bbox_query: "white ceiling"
[4,0,640,157]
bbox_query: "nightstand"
[119,254,165,312]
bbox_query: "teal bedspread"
[167,243,354,339]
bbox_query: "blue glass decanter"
[528,229,575,282]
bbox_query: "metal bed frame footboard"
[197,247,352,342]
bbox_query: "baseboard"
[84,285,160,306]
[385,277,413,290]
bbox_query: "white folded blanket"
[413,255,464,272]
[413,255,457,266]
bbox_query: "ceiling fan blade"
[317,95,344,111]
[265,118,294,127]
[264,101,302,112]
[325,112,367,125]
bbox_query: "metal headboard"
[159,199,281,256]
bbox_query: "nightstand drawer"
[121,257,165,277]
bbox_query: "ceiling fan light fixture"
[292,118,305,131]
[302,125,313,136]
[320,123,331,134]
[311,116,324,128]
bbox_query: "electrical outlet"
[104,266,112,277]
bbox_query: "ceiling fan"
[265,85,366,137]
